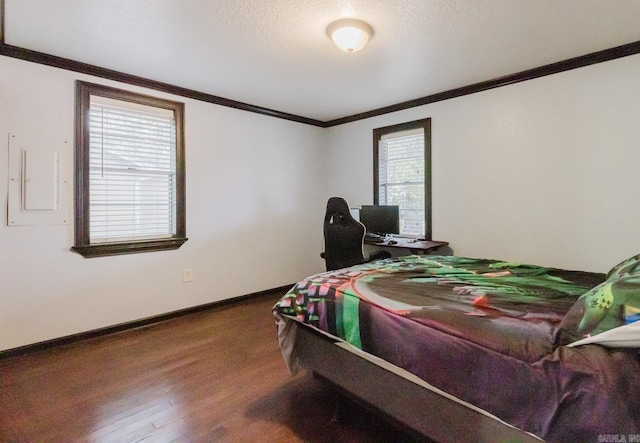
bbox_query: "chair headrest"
[325,197,352,224]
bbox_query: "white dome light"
[326,19,374,53]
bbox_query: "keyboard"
[365,233,385,242]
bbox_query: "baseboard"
[0,284,293,359]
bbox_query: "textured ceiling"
[4,0,640,121]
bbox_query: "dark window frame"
[373,118,432,240]
[72,80,187,258]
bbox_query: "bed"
[273,254,640,442]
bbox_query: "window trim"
[373,118,432,240]
[72,80,187,258]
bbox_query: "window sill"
[71,237,188,258]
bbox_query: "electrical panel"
[7,134,70,226]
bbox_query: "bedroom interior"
[1,0,640,441]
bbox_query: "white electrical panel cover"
[7,134,70,226]
[23,148,59,211]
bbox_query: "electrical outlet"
[183,268,193,283]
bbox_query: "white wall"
[3,53,640,351]
[0,56,327,351]
[325,54,640,273]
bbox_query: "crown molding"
[0,43,326,127]
[323,40,640,127]
[1,38,639,128]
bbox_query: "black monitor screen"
[359,205,400,235]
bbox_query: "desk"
[364,237,449,255]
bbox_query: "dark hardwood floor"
[0,290,421,442]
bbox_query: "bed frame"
[293,322,541,443]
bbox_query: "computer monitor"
[359,205,400,236]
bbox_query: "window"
[72,81,187,257]
[373,118,431,239]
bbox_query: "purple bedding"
[274,255,640,442]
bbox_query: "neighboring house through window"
[373,118,432,239]
[72,81,187,257]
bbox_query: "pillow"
[559,273,640,344]
[606,253,640,281]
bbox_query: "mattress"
[274,255,640,441]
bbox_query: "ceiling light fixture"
[326,18,374,53]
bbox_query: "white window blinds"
[89,96,177,243]
[378,128,425,236]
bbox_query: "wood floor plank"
[0,291,421,442]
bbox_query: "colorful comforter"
[274,255,640,442]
